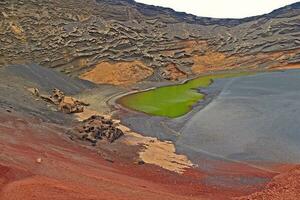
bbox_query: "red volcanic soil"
[236,165,300,200]
[0,109,292,200]
[0,111,201,200]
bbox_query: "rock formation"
[0,0,299,84]
[68,115,124,144]
[39,88,89,114]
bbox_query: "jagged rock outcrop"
[38,88,89,114]
[68,115,124,144]
[0,0,299,84]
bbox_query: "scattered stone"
[27,88,40,97]
[97,151,114,163]
[36,157,42,164]
[58,96,87,114]
[104,156,114,163]
[105,158,114,163]
[137,160,145,165]
[50,88,64,105]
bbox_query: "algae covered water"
[118,72,251,118]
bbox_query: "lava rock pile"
[37,88,89,114]
[68,115,124,145]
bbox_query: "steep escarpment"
[0,0,299,84]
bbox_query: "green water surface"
[118,72,252,118]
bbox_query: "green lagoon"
[118,72,252,118]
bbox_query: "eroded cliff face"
[0,0,299,85]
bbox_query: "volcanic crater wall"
[0,0,299,84]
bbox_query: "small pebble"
[138,160,145,165]
[36,157,42,164]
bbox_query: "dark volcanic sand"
[178,69,300,163]
[119,70,300,182]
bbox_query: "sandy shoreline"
[112,70,300,172]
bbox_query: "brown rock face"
[161,63,187,81]
[192,49,300,74]
[80,61,153,85]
